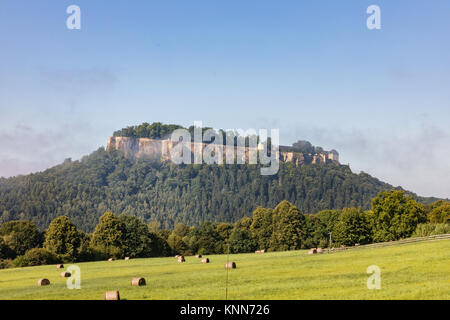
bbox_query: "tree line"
[1,190,448,269]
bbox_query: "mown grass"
[0,240,449,300]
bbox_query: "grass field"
[0,240,449,300]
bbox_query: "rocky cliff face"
[107,137,339,165]
[107,137,173,160]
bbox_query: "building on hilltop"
[107,136,340,166]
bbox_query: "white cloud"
[0,122,100,178]
[285,117,450,199]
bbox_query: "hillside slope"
[0,147,437,232]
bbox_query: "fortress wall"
[107,137,338,166]
[280,152,305,166]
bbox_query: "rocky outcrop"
[107,137,174,160]
[280,151,305,166]
[107,137,339,166]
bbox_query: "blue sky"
[0,1,449,198]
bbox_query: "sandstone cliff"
[107,136,339,166]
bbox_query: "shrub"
[428,204,450,224]
[12,248,59,267]
[0,237,13,259]
[79,245,108,262]
[0,259,12,269]
[412,223,450,237]
[0,221,43,258]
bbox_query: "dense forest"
[0,146,438,232]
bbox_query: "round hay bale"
[225,262,236,269]
[124,257,130,261]
[108,258,114,262]
[308,248,317,255]
[60,271,71,278]
[38,279,50,286]
[316,248,324,254]
[195,254,202,258]
[105,291,120,300]
[56,264,64,269]
[131,277,146,286]
[177,256,185,263]
[201,258,210,264]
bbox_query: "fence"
[325,233,450,254]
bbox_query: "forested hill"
[0,147,437,232]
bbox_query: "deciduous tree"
[0,221,42,258]
[91,212,126,258]
[44,216,84,261]
[371,191,426,242]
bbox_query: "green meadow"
[0,240,449,300]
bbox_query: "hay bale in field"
[108,258,114,261]
[316,248,324,254]
[131,277,146,286]
[124,257,130,260]
[56,264,64,269]
[195,254,202,258]
[255,250,265,254]
[177,256,185,263]
[308,248,317,255]
[38,279,50,286]
[60,271,71,278]
[225,262,236,269]
[201,258,210,264]
[354,243,360,247]
[105,291,120,300]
